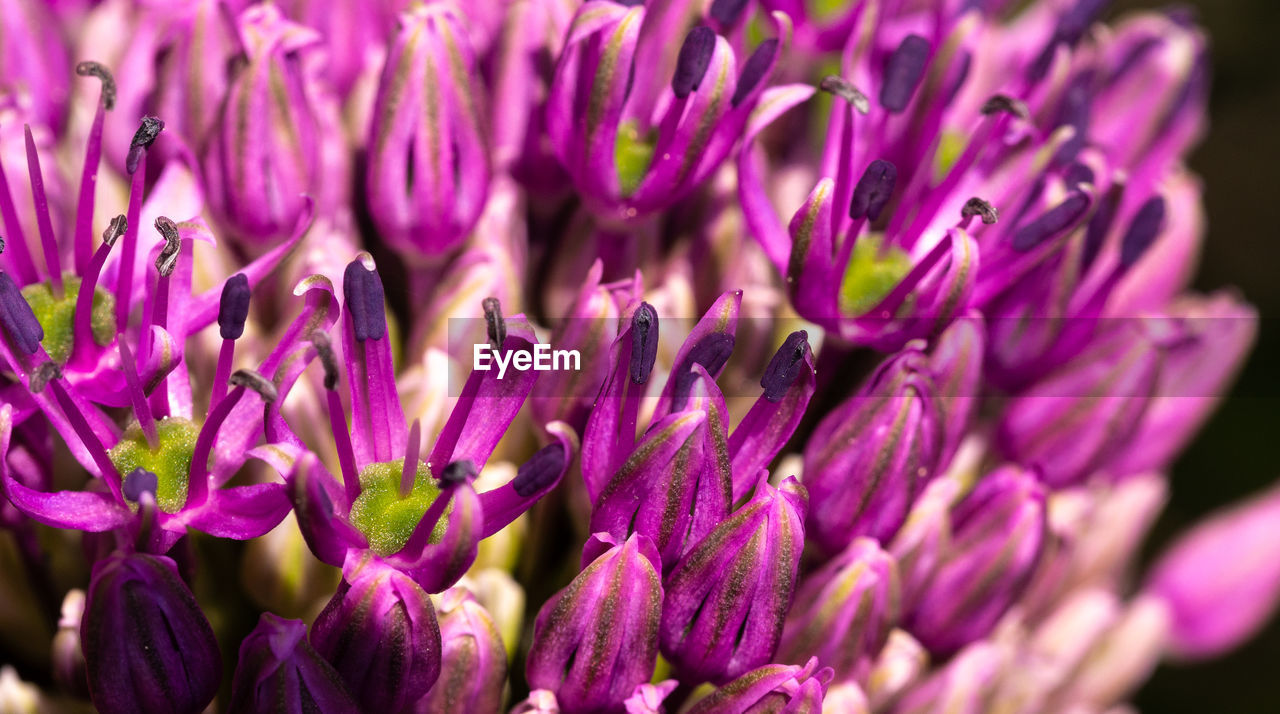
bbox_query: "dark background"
[1110,1,1280,711]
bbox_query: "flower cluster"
[0,1,1276,713]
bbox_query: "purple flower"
[310,552,442,712]
[230,613,359,713]
[660,476,808,684]
[683,656,833,714]
[414,586,508,714]
[527,532,664,714]
[81,551,221,714]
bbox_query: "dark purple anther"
[850,159,898,221]
[672,331,735,406]
[440,460,477,486]
[309,330,339,390]
[483,297,506,353]
[343,260,387,342]
[102,214,127,246]
[153,216,181,277]
[1012,191,1091,251]
[0,272,44,355]
[961,197,999,225]
[1120,196,1167,267]
[820,76,871,114]
[229,368,278,403]
[732,39,778,107]
[630,302,659,385]
[125,116,164,175]
[122,468,158,502]
[980,94,1030,121]
[513,443,568,497]
[75,62,117,110]
[879,35,930,113]
[673,27,716,99]
[218,274,251,340]
[709,0,750,27]
[761,331,810,403]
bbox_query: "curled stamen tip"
[673,26,716,99]
[819,76,871,114]
[981,94,1030,120]
[229,369,278,403]
[126,116,165,174]
[75,61,117,110]
[483,297,506,352]
[630,302,659,384]
[122,468,159,502]
[218,274,251,340]
[102,214,127,246]
[30,361,63,393]
[962,197,999,225]
[761,330,810,402]
[153,217,181,277]
[309,330,339,390]
[440,460,477,486]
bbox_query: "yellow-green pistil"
[839,234,913,316]
[348,459,450,555]
[108,418,199,512]
[615,119,657,196]
[21,275,116,363]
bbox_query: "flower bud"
[81,551,221,714]
[1144,483,1280,659]
[928,314,985,468]
[310,553,442,712]
[416,587,508,714]
[864,629,929,711]
[903,466,1047,655]
[804,344,942,551]
[229,613,359,713]
[526,533,663,714]
[366,4,491,258]
[684,657,833,714]
[204,4,346,245]
[661,477,808,684]
[778,538,901,681]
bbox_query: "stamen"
[115,121,155,329]
[880,35,931,113]
[440,460,477,486]
[512,442,567,497]
[483,296,506,353]
[24,126,63,296]
[343,259,386,342]
[29,361,62,394]
[819,76,871,114]
[118,340,158,451]
[75,62,117,110]
[103,215,127,245]
[400,419,422,499]
[732,39,778,107]
[71,217,121,365]
[0,148,39,284]
[672,331,735,407]
[1012,191,1090,251]
[125,116,164,175]
[709,0,749,27]
[961,197,999,225]
[218,273,251,340]
[74,62,115,274]
[122,468,158,503]
[189,386,248,507]
[980,94,1030,121]
[761,330,809,403]
[1120,196,1166,267]
[229,369,278,403]
[630,302,658,384]
[673,26,716,99]
[311,329,358,499]
[0,272,43,355]
[310,330,339,390]
[153,216,181,277]
[850,159,898,221]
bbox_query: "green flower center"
[21,274,116,363]
[108,418,199,513]
[615,119,657,197]
[838,233,913,316]
[348,460,450,556]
